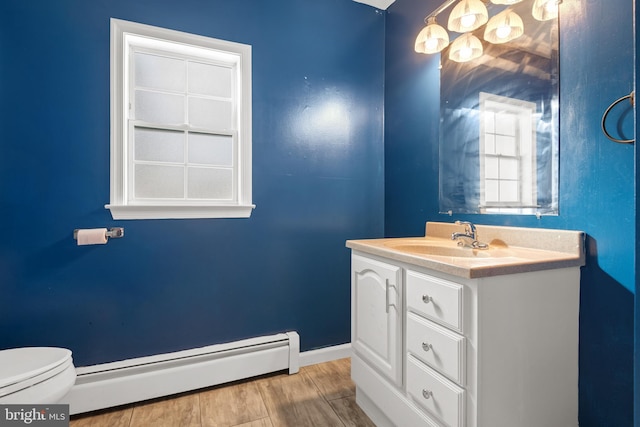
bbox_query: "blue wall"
[384,0,635,425]
[1,0,636,424]
[0,0,386,366]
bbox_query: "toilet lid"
[0,347,72,389]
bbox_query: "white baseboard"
[62,332,300,415]
[299,343,352,367]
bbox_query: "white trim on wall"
[299,343,352,367]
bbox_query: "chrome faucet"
[451,221,488,249]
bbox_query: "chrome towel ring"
[601,91,634,144]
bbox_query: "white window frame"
[479,92,537,214]
[107,19,254,219]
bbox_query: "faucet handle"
[454,220,476,235]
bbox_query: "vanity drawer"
[407,355,465,427]
[406,270,464,332]
[407,312,466,386]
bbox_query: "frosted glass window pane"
[484,111,495,134]
[187,167,233,199]
[188,133,233,166]
[135,164,184,199]
[134,128,184,163]
[135,53,185,92]
[484,134,496,154]
[500,158,519,180]
[189,97,233,130]
[495,113,516,136]
[496,135,516,156]
[485,157,499,179]
[188,62,232,97]
[135,90,184,125]
[500,181,519,202]
[485,180,499,202]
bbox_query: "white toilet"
[0,347,76,404]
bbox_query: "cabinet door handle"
[422,294,433,304]
[386,279,396,313]
[422,342,432,352]
[385,279,390,313]
[422,389,433,399]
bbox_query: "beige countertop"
[346,222,586,279]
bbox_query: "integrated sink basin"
[383,239,496,258]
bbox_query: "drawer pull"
[421,342,432,352]
[422,389,433,399]
[422,294,433,304]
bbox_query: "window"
[107,19,253,219]
[479,92,536,214]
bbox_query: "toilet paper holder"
[73,227,124,240]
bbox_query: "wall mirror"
[438,0,559,215]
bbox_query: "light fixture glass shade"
[415,17,450,54]
[449,33,483,62]
[448,0,489,33]
[490,0,523,4]
[532,0,559,21]
[484,10,524,44]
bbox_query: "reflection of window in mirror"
[479,92,536,214]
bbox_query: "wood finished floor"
[69,358,375,427]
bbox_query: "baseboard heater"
[62,331,300,415]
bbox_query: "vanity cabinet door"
[351,254,403,386]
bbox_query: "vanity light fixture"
[532,0,560,21]
[415,16,450,53]
[484,9,524,44]
[448,0,489,32]
[449,33,483,62]
[414,0,561,62]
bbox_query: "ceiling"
[352,0,396,10]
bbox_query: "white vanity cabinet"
[350,250,581,427]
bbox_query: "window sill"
[105,204,255,220]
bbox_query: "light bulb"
[448,0,488,33]
[415,16,450,54]
[460,14,477,29]
[426,38,440,51]
[496,25,512,39]
[459,46,473,60]
[532,0,559,21]
[484,9,524,43]
[449,32,483,62]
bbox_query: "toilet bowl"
[0,347,76,404]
